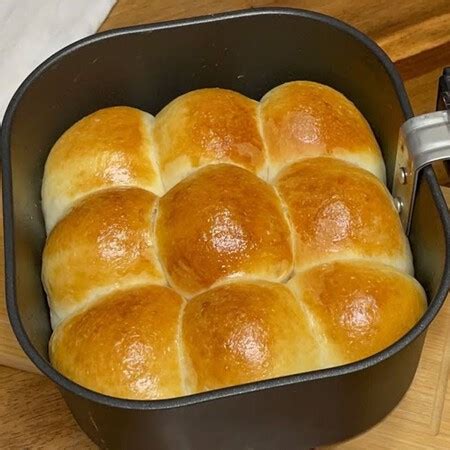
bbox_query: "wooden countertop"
[1,1,450,448]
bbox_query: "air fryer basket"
[2,8,449,450]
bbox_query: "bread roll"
[50,285,185,400]
[275,158,413,274]
[288,261,426,365]
[182,281,319,392]
[260,81,385,180]
[42,187,164,327]
[41,81,426,401]
[156,164,293,297]
[42,106,163,232]
[153,88,266,189]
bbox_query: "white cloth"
[0,0,116,122]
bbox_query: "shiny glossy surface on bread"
[42,106,163,232]
[260,81,385,180]
[42,82,426,401]
[154,88,266,189]
[156,164,293,296]
[42,187,164,327]
[276,158,413,274]
[183,281,318,392]
[50,285,185,400]
[289,261,426,364]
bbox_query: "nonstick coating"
[2,7,450,449]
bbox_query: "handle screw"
[394,197,403,213]
[399,167,408,184]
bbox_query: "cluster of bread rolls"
[42,81,426,400]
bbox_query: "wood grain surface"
[1,0,449,448]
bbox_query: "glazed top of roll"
[41,106,163,232]
[153,88,266,190]
[42,187,165,327]
[288,260,426,365]
[275,158,412,275]
[182,281,319,392]
[50,285,185,400]
[156,163,293,297]
[260,81,385,181]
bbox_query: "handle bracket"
[392,110,450,234]
[392,68,450,234]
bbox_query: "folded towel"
[0,0,116,122]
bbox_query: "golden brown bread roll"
[153,88,266,189]
[42,187,164,327]
[288,261,426,365]
[156,163,293,297]
[50,285,185,400]
[182,281,319,392]
[41,82,427,401]
[41,106,163,232]
[260,81,385,180]
[275,158,413,274]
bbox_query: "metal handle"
[434,68,450,187]
[437,67,450,111]
[392,68,450,234]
